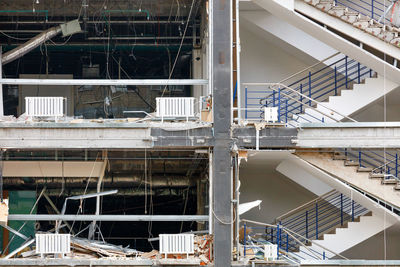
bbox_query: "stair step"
[393,184,400,190]
[357,167,373,172]
[344,160,359,166]
[316,0,334,11]
[304,0,320,6]
[333,154,347,160]
[328,6,347,17]
[382,178,398,185]
[369,173,384,179]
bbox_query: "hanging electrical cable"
[161,0,196,97]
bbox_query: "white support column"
[88,151,108,240]
[236,0,241,124]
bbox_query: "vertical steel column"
[315,203,318,239]
[345,56,348,89]
[396,153,398,178]
[305,210,309,239]
[211,0,233,265]
[278,87,281,122]
[308,72,312,106]
[340,194,343,226]
[372,0,374,19]
[243,223,247,257]
[359,151,362,167]
[0,47,3,116]
[276,224,280,259]
[300,84,303,113]
[245,87,248,119]
[286,233,289,253]
[334,66,338,96]
[235,0,241,123]
[285,99,288,123]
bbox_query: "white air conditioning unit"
[159,234,194,258]
[36,234,71,258]
[156,97,195,122]
[25,97,65,119]
[264,107,278,123]
[264,244,278,261]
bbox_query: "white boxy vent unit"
[156,97,195,121]
[264,244,278,261]
[264,107,278,122]
[36,234,71,257]
[25,97,65,118]
[159,234,194,257]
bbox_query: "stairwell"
[269,190,370,260]
[305,0,400,48]
[296,210,390,259]
[251,0,400,85]
[290,74,399,125]
[273,151,400,261]
[297,151,400,209]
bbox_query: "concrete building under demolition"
[1,0,400,266]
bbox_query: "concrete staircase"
[275,152,399,261]
[304,0,400,47]
[297,151,400,209]
[295,211,392,260]
[289,74,399,125]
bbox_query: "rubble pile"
[14,234,214,265]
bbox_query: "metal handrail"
[278,52,341,85]
[260,53,343,107]
[371,157,398,173]
[241,219,348,260]
[275,190,336,222]
[243,82,358,123]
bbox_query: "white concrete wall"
[239,152,316,223]
[340,224,400,260]
[239,22,315,119]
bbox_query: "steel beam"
[211,0,233,266]
[8,214,209,222]
[0,78,208,86]
[297,122,400,148]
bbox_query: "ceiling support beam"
[0,78,208,86]
[8,214,209,222]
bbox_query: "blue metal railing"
[244,55,374,124]
[339,148,400,180]
[242,216,349,262]
[334,0,391,23]
[272,190,368,251]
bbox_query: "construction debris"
[11,233,213,265]
[0,199,9,226]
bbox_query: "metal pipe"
[2,26,61,65]
[0,20,188,24]
[0,78,208,86]
[0,10,49,21]
[236,0,241,124]
[87,36,199,40]
[1,176,194,187]
[8,214,209,221]
[102,9,151,20]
